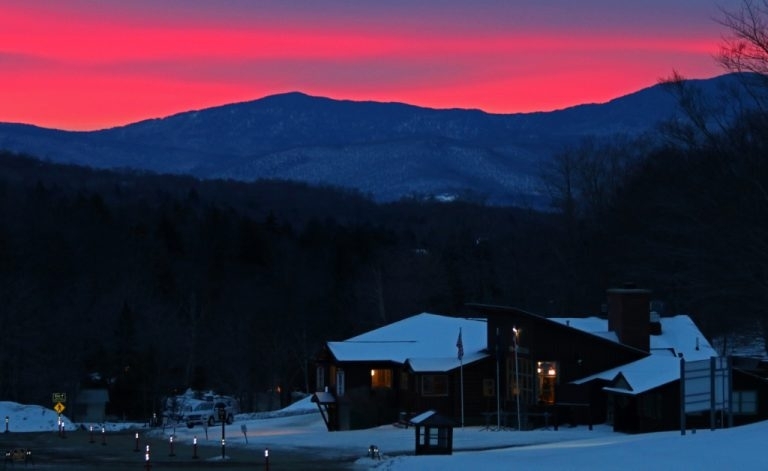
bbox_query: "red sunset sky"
[0,0,743,131]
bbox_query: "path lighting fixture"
[218,404,226,460]
[144,444,151,470]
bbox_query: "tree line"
[0,152,573,418]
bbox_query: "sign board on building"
[680,356,732,434]
[683,357,730,413]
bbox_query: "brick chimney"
[607,284,651,352]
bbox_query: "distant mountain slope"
[0,74,744,205]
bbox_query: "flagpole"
[496,327,501,431]
[460,355,464,428]
[457,328,465,428]
[515,337,521,431]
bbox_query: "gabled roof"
[327,313,489,372]
[409,409,456,426]
[565,315,718,395]
[648,315,717,359]
[552,315,717,360]
[550,317,619,343]
[581,356,683,395]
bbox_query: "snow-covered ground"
[2,397,766,470]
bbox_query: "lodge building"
[314,286,766,433]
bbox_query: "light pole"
[513,326,522,431]
[495,327,501,430]
[218,406,226,460]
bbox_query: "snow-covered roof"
[327,311,718,391]
[409,409,437,424]
[575,355,682,395]
[407,351,487,373]
[648,315,718,359]
[552,315,717,359]
[553,317,619,343]
[563,315,718,395]
[327,313,488,372]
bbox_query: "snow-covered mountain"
[0,74,743,205]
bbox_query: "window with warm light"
[370,368,392,389]
[536,361,558,404]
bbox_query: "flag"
[456,328,464,361]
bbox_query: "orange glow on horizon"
[0,2,729,131]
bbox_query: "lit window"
[371,369,392,389]
[536,361,558,404]
[421,375,449,396]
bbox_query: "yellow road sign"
[54,402,65,414]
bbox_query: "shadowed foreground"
[0,429,356,470]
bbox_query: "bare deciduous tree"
[718,0,768,77]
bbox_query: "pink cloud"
[0,2,730,130]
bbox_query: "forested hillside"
[0,152,575,417]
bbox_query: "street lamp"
[512,326,522,431]
[218,405,226,460]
